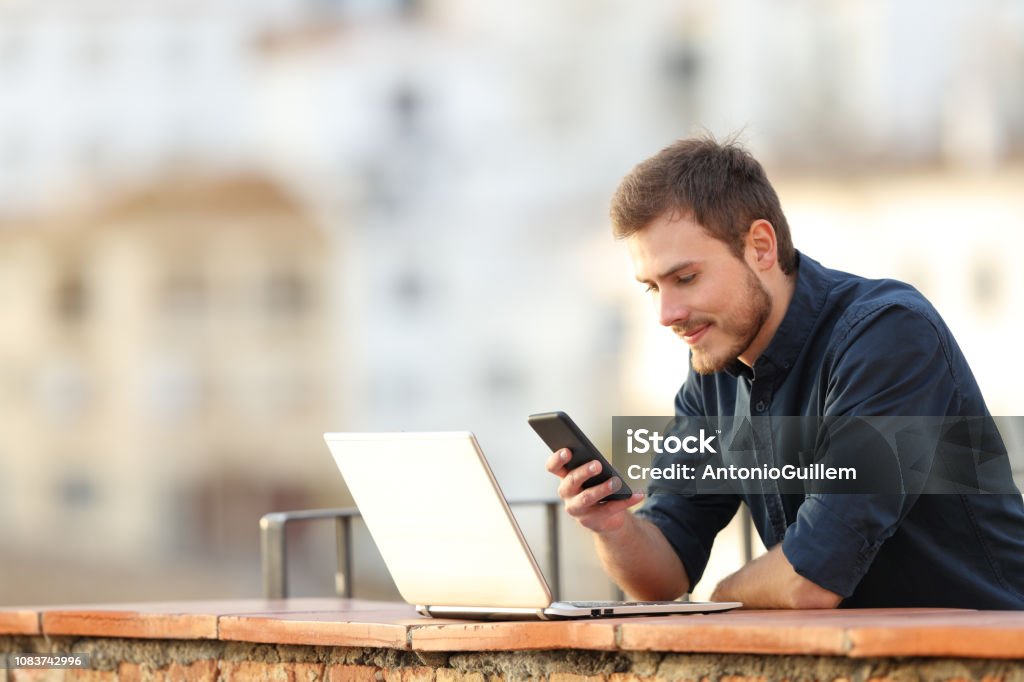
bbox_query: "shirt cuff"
[781,496,882,598]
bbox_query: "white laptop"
[323,431,741,620]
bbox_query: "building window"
[55,276,88,323]
[56,472,97,510]
[393,269,426,310]
[162,272,206,319]
[392,82,422,140]
[265,272,309,317]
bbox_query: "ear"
[746,219,778,272]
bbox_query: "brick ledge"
[1,600,1022,659]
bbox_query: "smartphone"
[528,411,633,502]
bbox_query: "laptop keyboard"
[556,600,679,607]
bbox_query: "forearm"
[710,545,842,609]
[594,513,690,601]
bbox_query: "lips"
[681,324,710,345]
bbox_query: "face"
[627,212,772,375]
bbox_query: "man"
[546,136,1024,609]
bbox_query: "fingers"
[563,471,627,514]
[544,449,645,533]
[564,467,614,508]
[586,492,644,517]
[544,448,572,476]
[557,459,605,501]
[568,491,645,532]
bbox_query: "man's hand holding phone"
[534,411,689,600]
[531,411,645,534]
[545,447,644,533]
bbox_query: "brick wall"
[4,637,1024,682]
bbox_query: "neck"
[738,269,797,367]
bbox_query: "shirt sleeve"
[635,490,741,589]
[782,303,963,597]
[634,365,742,589]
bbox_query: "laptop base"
[418,600,742,621]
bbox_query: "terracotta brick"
[612,610,1024,659]
[608,675,652,682]
[291,662,327,682]
[42,610,218,640]
[219,661,294,682]
[37,599,410,641]
[66,670,118,682]
[410,620,618,652]
[618,616,848,655]
[22,671,111,682]
[167,660,218,682]
[0,608,41,635]
[219,609,420,649]
[117,662,147,682]
[548,674,607,682]
[327,664,381,682]
[11,670,65,682]
[847,623,1024,659]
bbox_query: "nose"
[658,290,690,328]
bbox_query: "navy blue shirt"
[636,252,1024,608]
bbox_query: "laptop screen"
[324,432,553,609]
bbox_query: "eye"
[676,273,697,285]
[644,283,659,295]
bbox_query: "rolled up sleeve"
[635,493,740,588]
[781,494,906,597]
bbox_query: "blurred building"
[0,176,331,561]
[0,0,1022,603]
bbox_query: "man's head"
[611,136,796,374]
[610,136,795,273]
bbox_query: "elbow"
[788,581,843,609]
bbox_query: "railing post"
[260,513,288,599]
[544,501,561,601]
[741,504,754,563]
[335,515,353,598]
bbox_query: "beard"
[673,265,772,375]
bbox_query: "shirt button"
[755,400,767,412]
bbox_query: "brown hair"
[610,135,796,274]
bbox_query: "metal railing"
[260,500,562,600]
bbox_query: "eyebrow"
[636,260,698,284]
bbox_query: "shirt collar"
[724,251,833,383]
